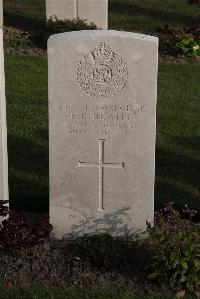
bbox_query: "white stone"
[48,30,158,239]
[78,0,108,29]
[46,0,108,29]
[0,29,9,209]
[46,0,77,21]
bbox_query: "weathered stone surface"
[46,0,108,29]
[46,0,77,21]
[0,29,9,207]
[78,0,108,29]
[48,30,158,239]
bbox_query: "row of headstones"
[0,1,158,239]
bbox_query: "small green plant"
[146,203,200,293]
[174,35,200,57]
[32,17,97,49]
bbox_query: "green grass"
[156,63,200,209]
[4,0,45,31]
[0,288,196,299]
[4,0,200,33]
[5,54,200,211]
[109,0,200,33]
[5,54,48,212]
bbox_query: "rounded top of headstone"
[48,30,159,45]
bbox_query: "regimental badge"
[77,42,128,99]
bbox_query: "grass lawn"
[5,54,48,212]
[5,54,200,211]
[0,288,196,299]
[109,0,200,33]
[4,0,200,33]
[4,0,46,31]
[156,62,200,209]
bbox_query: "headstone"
[48,30,158,239]
[0,29,9,210]
[0,0,3,28]
[46,0,77,22]
[46,0,108,29]
[78,0,108,29]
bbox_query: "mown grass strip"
[0,287,196,299]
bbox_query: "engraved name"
[59,103,144,136]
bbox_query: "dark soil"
[157,24,200,64]
[4,26,46,56]
[4,25,200,64]
[0,240,163,295]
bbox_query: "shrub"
[158,24,200,58]
[33,17,97,49]
[147,203,200,292]
[174,35,200,57]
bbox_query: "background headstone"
[48,30,158,239]
[0,29,9,208]
[0,0,3,28]
[46,0,77,21]
[46,0,108,29]
[78,0,108,29]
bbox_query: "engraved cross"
[79,139,125,211]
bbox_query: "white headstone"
[0,29,9,208]
[46,0,108,29]
[46,0,77,21]
[48,30,158,239]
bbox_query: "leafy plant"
[147,203,200,292]
[32,17,97,49]
[174,35,200,57]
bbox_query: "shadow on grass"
[155,136,200,210]
[109,0,199,29]
[4,11,46,31]
[8,132,49,213]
